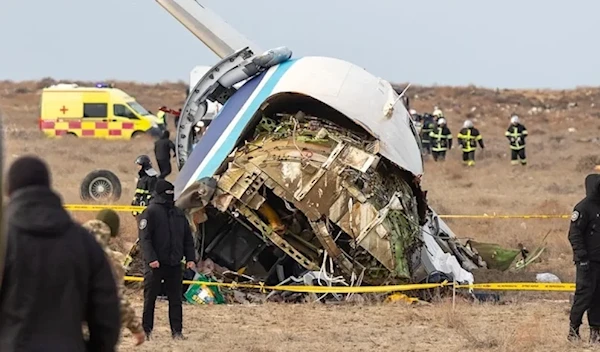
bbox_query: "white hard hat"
[409,109,417,115]
[438,118,446,125]
[463,119,473,128]
[510,115,519,124]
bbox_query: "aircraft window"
[114,104,138,119]
[83,103,107,118]
[127,102,150,116]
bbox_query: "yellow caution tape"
[63,204,571,219]
[456,282,575,292]
[65,204,145,212]
[123,276,576,293]
[440,214,569,219]
[124,275,448,293]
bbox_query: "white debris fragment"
[536,273,561,283]
[568,127,576,133]
[281,161,302,183]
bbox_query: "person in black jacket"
[568,174,600,343]
[138,179,195,341]
[154,130,176,179]
[0,156,120,352]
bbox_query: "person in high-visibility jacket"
[457,119,485,166]
[505,114,528,166]
[429,118,452,162]
[131,155,158,217]
[156,106,167,128]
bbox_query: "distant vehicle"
[39,83,164,139]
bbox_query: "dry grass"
[117,299,593,352]
[2,79,600,350]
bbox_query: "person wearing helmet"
[457,119,485,166]
[429,118,452,162]
[505,114,528,166]
[132,155,158,216]
[432,106,444,119]
[420,113,436,157]
[409,109,423,130]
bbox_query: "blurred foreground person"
[0,156,120,351]
[568,174,600,343]
[83,209,145,347]
[138,179,195,341]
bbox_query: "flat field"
[2,79,600,351]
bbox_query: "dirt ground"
[2,79,600,350]
[119,298,595,352]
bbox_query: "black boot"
[590,327,600,343]
[568,325,580,341]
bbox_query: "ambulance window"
[83,103,107,118]
[114,104,138,119]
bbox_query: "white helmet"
[463,119,474,128]
[409,109,417,115]
[438,118,446,125]
[510,115,519,124]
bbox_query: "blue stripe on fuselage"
[174,58,298,198]
[174,72,266,197]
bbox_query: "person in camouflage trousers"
[83,209,145,346]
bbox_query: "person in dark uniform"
[154,130,176,179]
[505,114,528,166]
[138,179,196,341]
[568,174,600,343]
[131,155,158,217]
[420,113,435,157]
[429,118,452,162]
[457,119,485,166]
[0,156,120,351]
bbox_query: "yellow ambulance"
[39,83,164,139]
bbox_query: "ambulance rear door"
[40,88,84,137]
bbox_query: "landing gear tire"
[80,169,122,202]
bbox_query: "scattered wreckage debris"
[123,111,545,304]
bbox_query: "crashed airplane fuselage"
[158,0,484,288]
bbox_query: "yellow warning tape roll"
[123,276,576,293]
[64,204,571,219]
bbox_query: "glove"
[579,261,590,272]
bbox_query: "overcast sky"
[1,0,598,88]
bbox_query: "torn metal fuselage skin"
[172,53,484,287]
